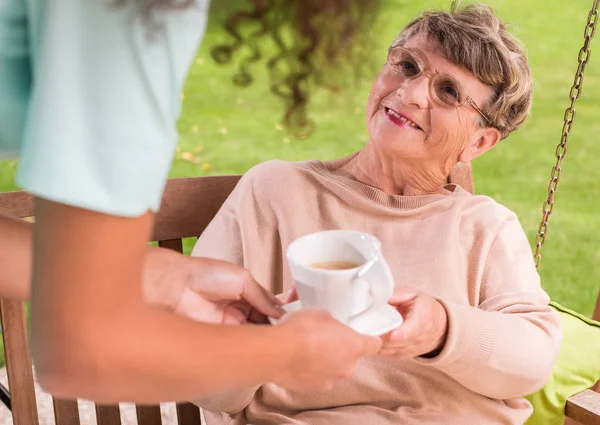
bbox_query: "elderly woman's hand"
[142,247,285,325]
[379,288,448,359]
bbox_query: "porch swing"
[522,0,600,424]
[0,1,599,425]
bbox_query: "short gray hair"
[394,1,533,139]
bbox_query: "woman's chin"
[371,129,423,155]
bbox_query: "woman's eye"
[436,82,460,103]
[399,60,419,77]
[444,85,459,99]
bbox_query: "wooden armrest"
[566,389,600,425]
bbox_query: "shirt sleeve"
[414,215,562,399]
[13,0,209,216]
[0,0,31,159]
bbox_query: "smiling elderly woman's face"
[366,34,499,168]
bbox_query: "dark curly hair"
[116,0,382,135]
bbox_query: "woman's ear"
[459,127,502,163]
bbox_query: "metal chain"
[534,0,600,268]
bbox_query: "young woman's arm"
[30,198,381,403]
[0,212,282,319]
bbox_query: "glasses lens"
[431,74,465,107]
[388,47,421,78]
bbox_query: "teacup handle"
[349,256,391,319]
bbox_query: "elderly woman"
[188,3,561,424]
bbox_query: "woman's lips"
[384,107,422,130]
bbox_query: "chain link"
[534,0,600,267]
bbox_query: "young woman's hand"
[142,248,284,324]
[273,309,382,390]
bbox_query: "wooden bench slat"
[95,404,122,425]
[566,389,600,425]
[152,176,240,241]
[0,299,39,425]
[176,402,201,425]
[135,405,163,425]
[0,175,241,239]
[158,239,184,254]
[0,191,34,218]
[53,398,80,425]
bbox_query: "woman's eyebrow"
[408,47,432,67]
[408,47,426,56]
[406,46,465,83]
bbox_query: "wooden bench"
[0,163,598,425]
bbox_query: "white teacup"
[286,230,394,324]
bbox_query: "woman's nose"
[396,75,431,110]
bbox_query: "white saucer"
[269,300,403,336]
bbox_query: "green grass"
[0,1,599,370]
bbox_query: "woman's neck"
[336,144,449,196]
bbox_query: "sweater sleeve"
[189,167,282,414]
[415,215,562,399]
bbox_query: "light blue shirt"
[0,0,209,216]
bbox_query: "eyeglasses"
[386,45,492,125]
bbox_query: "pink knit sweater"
[191,157,561,425]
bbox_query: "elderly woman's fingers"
[389,326,412,342]
[378,346,420,359]
[242,277,286,319]
[378,347,406,357]
[388,287,419,305]
[381,292,448,359]
[387,304,421,342]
